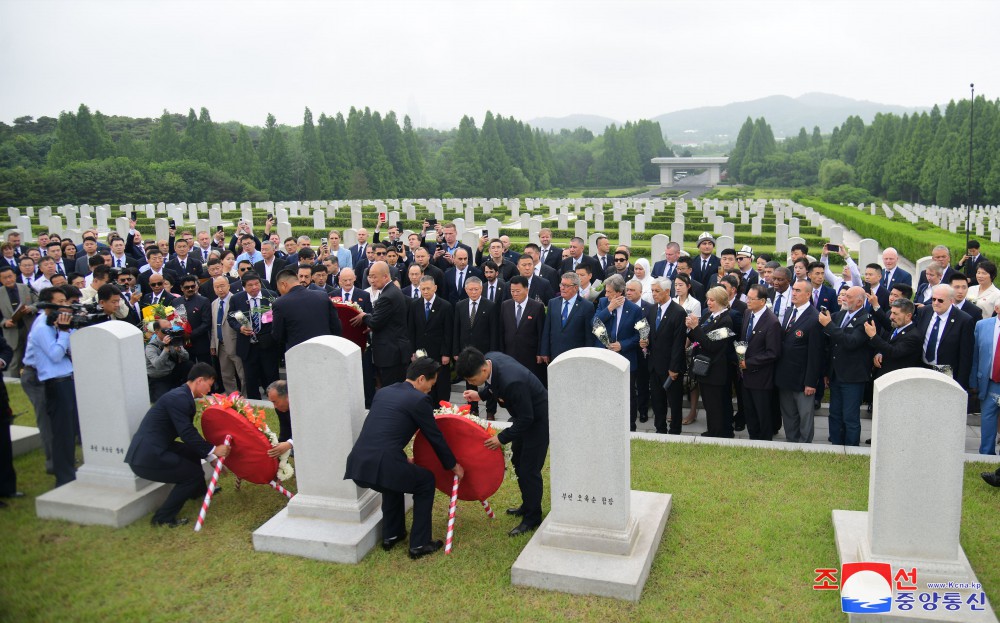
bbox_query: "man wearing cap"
[736,246,759,296]
[690,232,720,287]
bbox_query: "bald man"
[352,262,413,386]
[271,268,341,353]
[817,286,872,446]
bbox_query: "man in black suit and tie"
[413,246,445,293]
[227,272,280,400]
[165,237,203,279]
[252,240,287,291]
[957,240,986,279]
[867,283,913,332]
[458,348,548,537]
[626,278,653,423]
[139,273,178,308]
[864,298,923,377]
[948,273,984,321]
[538,228,562,271]
[880,247,912,290]
[408,276,453,402]
[499,276,545,382]
[177,275,212,364]
[442,248,481,306]
[344,358,463,559]
[739,284,782,441]
[918,245,958,287]
[138,248,179,296]
[559,237,602,280]
[639,277,687,434]
[352,262,413,387]
[689,232,721,287]
[272,269,341,353]
[515,256,554,304]
[817,286,872,446]
[453,277,498,416]
[916,283,974,390]
[914,263,943,307]
[522,244,559,285]
[592,234,613,276]
[652,242,681,279]
[540,271,595,364]
[481,261,507,307]
[735,246,759,295]
[125,363,231,527]
[348,228,369,266]
[775,280,827,443]
[862,264,891,311]
[401,264,423,300]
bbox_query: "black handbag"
[690,354,712,378]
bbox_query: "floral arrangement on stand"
[141,302,190,342]
[331,297,365,314]
[434,400,516,480]
[200,392,294,481]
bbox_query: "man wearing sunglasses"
[916,284,974,391]
[140,274,178,308]
[178,275,211,364]
[360,244,400,289]
[608,251,635,281]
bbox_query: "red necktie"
[991,332,1000,383]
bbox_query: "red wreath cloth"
[333,302,368,352]
[201,406,278,484]
[412,414,505,501]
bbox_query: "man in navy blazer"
[441,249,482,306]
[948,273,984,321]
[918,245,958,287]
[970,300,1000,455]
[917,284,974,390]
[593,275,642,430]
[880,248,912,291]
[739,285,782,441]
[356,263,414,387]
[407,277,454,402]
[227,273,280,400]
[458,348,549,537]
[651,242,682,280]
[125,364,231,527]
[540,272,595,363]
[817,286,872,446]
[807,262,841,314]
[689,232,721,287]
[864,298,923,378]
[642,277,690,434]
[271,269,342,353]
[499,276,546,382]
[775,280,827,443]
[344,359,462,558]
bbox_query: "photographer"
[24,287,79,488]
[145,318,191,402]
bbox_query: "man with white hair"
[639,277,688,435]
[880,247,911,290]
[817,286,872,446]
[915,284,974,390]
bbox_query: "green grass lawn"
[2,383,997,622]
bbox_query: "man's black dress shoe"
[981,471,1000,488]
[505,507,524,517]
[508,522,538,537]
[408,540,443,560]
[638,415,648,423]
[382,530,408,551]
[0,491,24,499]
[151,517,189,528]
[0,500,7,509]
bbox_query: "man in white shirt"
[32,257,58,293]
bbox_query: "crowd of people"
[3,216,1000,510]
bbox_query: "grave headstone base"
[35,479,172,528]
[252,506,383,564]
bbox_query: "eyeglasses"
[239,266,250,272]
[930,297,947,303]
[615,258,627,263]
[375,251,386,256]
[150,282,164,287]
[182,285,197,290]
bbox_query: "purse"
[690,354,712,378]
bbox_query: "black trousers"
[0,410,14,496]
[731,365,745,427]
[276,409,292,443]
[625,371,637,431]
[700,382,734,438]
[432,361,451,404]
[129,443,206,523]
[44,376,78,487]
[465,382,498,416]
[512,438,548,527]
[241,345,279,400]
[649,368,684,434]
[362,349,377,408]
[742,386,774,441]
[379,364,407,388]
[635,354,650,421]
[354,463,437,549]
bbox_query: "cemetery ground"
[2,385,997,623]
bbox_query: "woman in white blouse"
[674,273,702,317]
[968,261,1000,318]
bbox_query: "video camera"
[38,301,110,329]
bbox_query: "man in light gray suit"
[0,265,37,377]
[209,276,244,394]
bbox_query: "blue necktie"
[216,299,225,342]
[891,328,900,340]
[745,313,754,341]
[656,307,663,330]
[425,300,431,320]
[925,317,940,362]
[609,309,618,343]
[252,298,261,333]
[561,301,569,327]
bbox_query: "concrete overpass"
[651,156,728,187]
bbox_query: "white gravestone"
[832,369,996,623]
[618,220,632,248]
[115,217,130,241]
[209,207,222,227]
[775,224,788,256]
[13,216,33,241]
[786,236,806,258]
[64,207,78,231]
[789,217,800,238]
[96,207,109,232]
[253,337,382,563]
[720,222,734,240]
[575,220,588,241]
[829,225,845,246]
[351,210,363,231]
[155,218,170,243]
[634,214,645,234]
[670,222,685,246]
[342,229,358,249]
[35,323,173,527]
[915,256,933,279]
[512,349,671,602]
[145,204,155,219]
[751,217,762,237]
[558,213,569,230]
[277,221,293,243]
[313,211,325,231]
[594,211,605,232]
[486,218,501,240]
[716,235,734,254]
[650,234,669,263]
[858,238,880,269]
[527,219,542,244]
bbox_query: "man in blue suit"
[593,275,642,431]
[880,248,912,291]
[125,363,231,527]
[344,358,463,559]
[969,300,1000,455]
[271,269,342,353]
[540,272,595,364]
[807,262,840,314]
[458,348,548,537]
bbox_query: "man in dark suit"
[592,234,613,277]
[626,278,654,423]
[344,358,462,559]
[413,246,445,293]
[652,242,681,280]
[481,261,507,307]
[227,273,280,400]
[514,256,554,305]
[538,228,562,271]
[862,264,891,311]
[689,232,720,287]
[441,248,482,306]
[401,264,423,301]
[431,223,474,273]
[735,246,760,296]
[540,272,595,364]
[252,240,288,292]
[499,276,545,382]
[355,262,413,387]
[138,248,179,296]
[918,245,958,287]
[593,275,643,431]
[640,277,687,434]
[139,273,178,308]
[164,237,203,279]
[125,363,231,527]
[177,275,212,364]
[408,276,453,402]
[864,298,923,377]
[949,273,984,321]
[522,244,559,285]
[914,263,944,307]
[348,228,369,266]
[559,237,601,280]
[807,262,841,314]
[739,284,782,441]
[272,269,342,353]
[458,348,548,537]
[867,283,914,332]
[817,286,872,446]
[956,240,986,279]
[775,280,827,443]
[453,277,498,417]
[880,248,912,291]
[330,268,371,310]
[916,283,974,390]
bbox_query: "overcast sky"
[1,0,996,129]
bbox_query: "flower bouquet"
[141,302,191,342]
[414,349,428,359]
[592,316,611,348]
[331,297,368,352]
[734,341,748,377]
[706,326,736,341]
[635,319,650,355]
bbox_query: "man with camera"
[24,287,80,487]
[145,318,192,402]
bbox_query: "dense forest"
[726,96,1000,206]
[0,96,996,206]
[0,106,671,205]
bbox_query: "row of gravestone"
[29,323,992,611]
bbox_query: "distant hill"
[528,93,927,144]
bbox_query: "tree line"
[726,95,1000,206]
[0,105,674,205]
